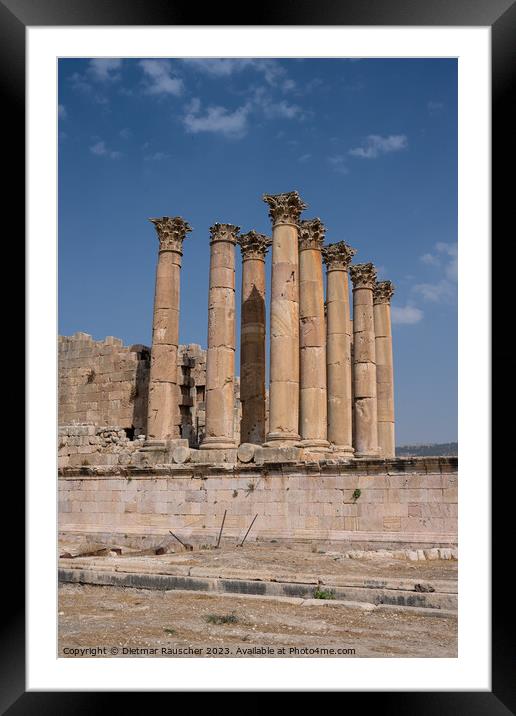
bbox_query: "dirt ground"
[59,584,457,659]
[59,544,457,658]
[59,541,458,582]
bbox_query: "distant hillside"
[395,442,458,457]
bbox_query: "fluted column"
[322,241,357,456]
[350,262,379,457]
[298,219,329,449]
[146,216,192,445]
[373,280,396,458]
[200,223,239,450]
[237,231,271,444]
[263,191,307,446]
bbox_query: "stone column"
[373,280,396,458]
[263,191,307,446]
[298,219,329,450]
[322,241,357,456]
[146,216,191,446]
[349,262,379,457]
[200,223,240,450]
[237,231,271,445]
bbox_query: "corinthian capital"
[237,230,271,260]
[149,216,192,253]
[350,262,377,289]
[373,280,395,304]
[298,218,325,250]
[322,241,357,269]
[263,190,307,227]
[209,223,240,245]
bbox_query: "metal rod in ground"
[216,510,227,549]
[238,514,258,547]
[169,530,188,548]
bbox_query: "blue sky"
[58,58,457,444]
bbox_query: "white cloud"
[391,305,424,325]
[119,128,132,139]
[328,154,349,174]
[349,134,408,159]
[69,61,121,103]
[139,60,184,96]
[58,104,67,119]
[182,59,253,77]
[182,58,293,90]
[144,151,170,161]
[251,87,305,120]
[298,153,312,163]
[420,252,440,266]
[183,100,250,138]
[413,242,457,303]
[89,140,123,159]
[428,100,444,113]
[89,59,122,82]
[412,280,455,303]
[180,78,305,140]
[435,242,457,255]
[69,72,92,94]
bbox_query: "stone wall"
[58,334,150,435]
[58,334,242,447]
[58,457,457,550]
[58,424,147,469]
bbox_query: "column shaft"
[146,217,191,445]
[322,242,357,456]
[350,263,379,457]
[298,219,328,448]
[201,223,239,449]
[238,232,271,444]
[374,281,396,458]
[263,191,307,446]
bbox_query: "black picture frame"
[7,0,513,707]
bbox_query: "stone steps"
[59,560,457,612]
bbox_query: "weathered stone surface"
[350,264,379,458]
[254,446,304,464]
[374,281,396,458]
[238,232,270,445]
[264,193,306,445]
[298,219,328,448]
[201,224,239,450]
[59,458,458,549]
[172,446,191,464]
[237,442,257,463]
[323,244,355,457]
[146,217,191,443]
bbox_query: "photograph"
[57,56,459,659]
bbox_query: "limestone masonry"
[59,190,457,548]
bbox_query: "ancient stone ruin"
[58,191,457,551]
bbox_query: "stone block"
[442,487,458,503]
[424,548,440,560]
[237,443,257,463]
[383,517,401,531]
[254,447,303,464]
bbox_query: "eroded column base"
[199,437,237,450]
[299,439,330,451]
[329,444,355,458]
[354,449,383,459]
[263,431,301,448]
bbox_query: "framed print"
[5,0,513,706]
